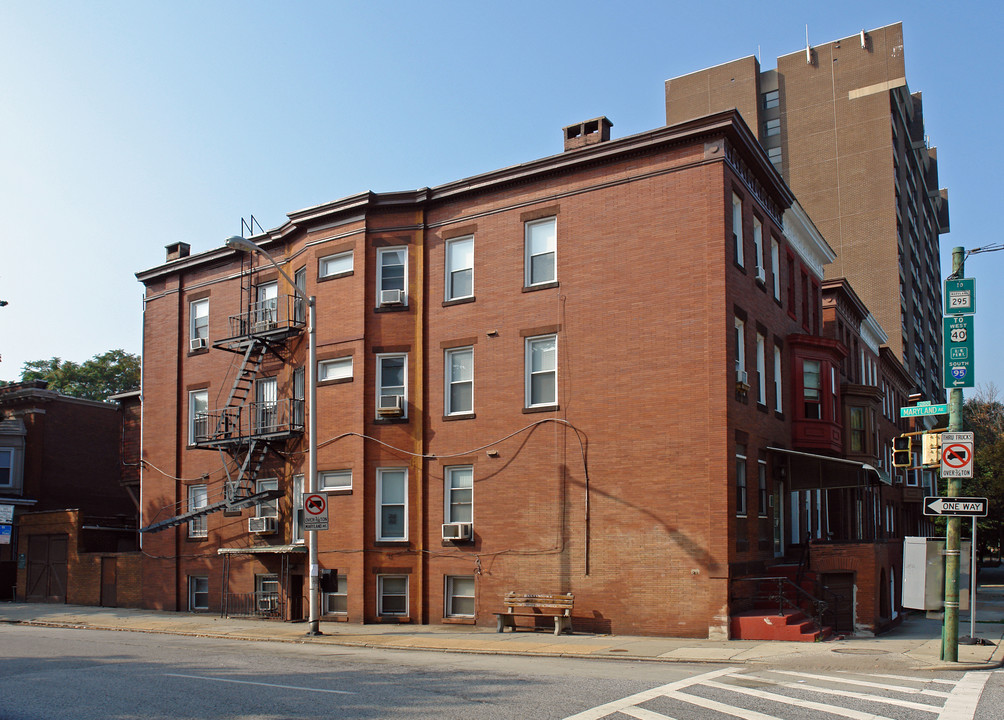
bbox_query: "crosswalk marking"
[751,678,942,712]
[620,707,677,720]
[702,678,899,720]
[840,671,956,686]
[937,671,990,720]
[771,670,951,697]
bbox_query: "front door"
[26,534,68,603]
[100,557,117,607]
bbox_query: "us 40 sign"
[943,315,974,388]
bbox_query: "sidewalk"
[5,570,1004,671]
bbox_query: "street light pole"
[225,236,321,636]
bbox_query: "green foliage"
[962,384,1004,556]
[19,350,140,401]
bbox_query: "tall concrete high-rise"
[666,22,949,402]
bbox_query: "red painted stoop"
[730,609,832,642]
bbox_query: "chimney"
[165,242,191,261]
[562,117,613,151]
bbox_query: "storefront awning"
[766,447,892,489]
[218,545,307,555]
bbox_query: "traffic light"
[892,435,913,468]
[922,432,943,467]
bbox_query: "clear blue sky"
[2,1,1001,397]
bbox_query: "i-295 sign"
[943,315,974,388]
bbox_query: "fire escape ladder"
[213,341,266,441]
[225,439,270,505]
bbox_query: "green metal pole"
[943,245,965,663]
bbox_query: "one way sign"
[923,496,988,517]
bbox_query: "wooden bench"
[494,592,574,635]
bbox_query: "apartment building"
[136,110,913,638]
[665,22,949,404]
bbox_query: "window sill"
[188,348,209,357]
[443,413,475,422]
[318,377,353,387]
[522,404,559,414]
[318,270,353,283]
[374,416,409,425]
[522,281,559,293]
[374,615,411,623]
[441,617,476,625]
[374,540,410,547]
[756,402,769,414]
[321,488,352,495]
[443,296,475,307]
[374,305,409,313]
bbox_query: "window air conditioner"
[190,337,207,351]
[755,266,766,284]
[442,522,473,541]
[736,369,749,385]
[379,289,405,306]
[378,394,404,417]
[257,596,278,612]
[248,516,278,534]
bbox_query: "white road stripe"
[704,679,898,720]
[937,671,990,720]
[759,679,941,713]
[560,667,740,720]
[840,671,956,686]
[663,689,784,719]
[165,673,355,695]
[771,670,951,697]
[620,707,678,720]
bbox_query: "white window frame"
[753,217,764,274]
[255,281,278,329]
[444,465,473,524]
[188,389,208,446]
[771,237,781,300]
[319,250,353,278]
[445,235,474,300]
[324,573,348,615]
[188,484,208,538]
[256,477,278,519]
[376,353,408,419]
[734,318,746,376]
[445,347,474,415]
[190,298,209,343]
[377,246,408,305]
[188,575,209,611]
[445,575,475,618]
[319,470,352,491]
[732,193,744,267]
[377,574,409,616]
[756,333,766,404]
[377,468,408,541]
[525,334,557,408]
[774,345,783,412]
[736,447,747,517]
[319,357,353,382]
[254,376,278,434]
[524,217,556,287]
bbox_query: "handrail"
[733,575,839,632]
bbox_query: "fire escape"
[141,254,305,534]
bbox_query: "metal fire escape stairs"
[140,252,301,534]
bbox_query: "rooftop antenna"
[240,214,265,239]
[805,25,811,64]
[860,29,867,49]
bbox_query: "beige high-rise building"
[666,22,949,402]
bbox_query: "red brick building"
[136,110,914,637]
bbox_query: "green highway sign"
[945,278,976,315]
[900,403,949,418]
[944,314,974,388]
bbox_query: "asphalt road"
[1,625,1000,719]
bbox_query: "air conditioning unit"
[755,265,766,284]
[736,369,749,385]
[378,394,404,417]
[257,596,278,612]
[248,516,277,534]
[442,522,473,541]
[379,289,405,306]
[190,337,207,351]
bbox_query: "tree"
[18,350,140,401]
[961,383,1004,560]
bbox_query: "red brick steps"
[730,609,832,642]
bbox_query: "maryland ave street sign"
[924,496,988,517]
[900,403,949,418]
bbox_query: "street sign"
[303,493,329,531]
[900,403,949,418]
[0,504,13,524]
[941,431,974,478]
[0,525,10,545]
[945,278,976,315]
[924,496,988,517]
[943,315,974,388]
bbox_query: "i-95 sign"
[943,315,974,389]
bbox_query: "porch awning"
[218,545,307,555]
[766,447,892,490]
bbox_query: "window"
[764,118,780,137]
[756,333,766,404]
[320,470,352,491]
[378,575,408,616]
[254,377,278,434]
[525,335,557,407]
[292,474,304,543]
[377,247,407,304]
[801,271,810,330]
[774,345,783,412]
[319,357,353,382]
[446,576,475,617]
[256,478,278,518]
[188,576,209,611]
[377,354,407,418]
[753,217,764,274]
[292,366,305,427]
[293,267,306,324]
[188,484,208,538]
[445,347,473,415]
[758,460,768,517]
[377,468,407,541]
[763,89,779,109]
[735,445,747,516]
[319,250,353,278]
[786,253,796,311]
[255,573,280,613]
[803,359,822,419]
[770,238,780,300]
[188,389,208,445]
[732,193,744,267]
[324,574,348,615]
[0,448,12,487]
[767,146,782,170]
[445,236,474,300]
[445,466,473,524]
[190,299,209,345]
[255,281,278,330]
[850,406,867,449]
[734,318,746,380]
[524,217,556,286]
